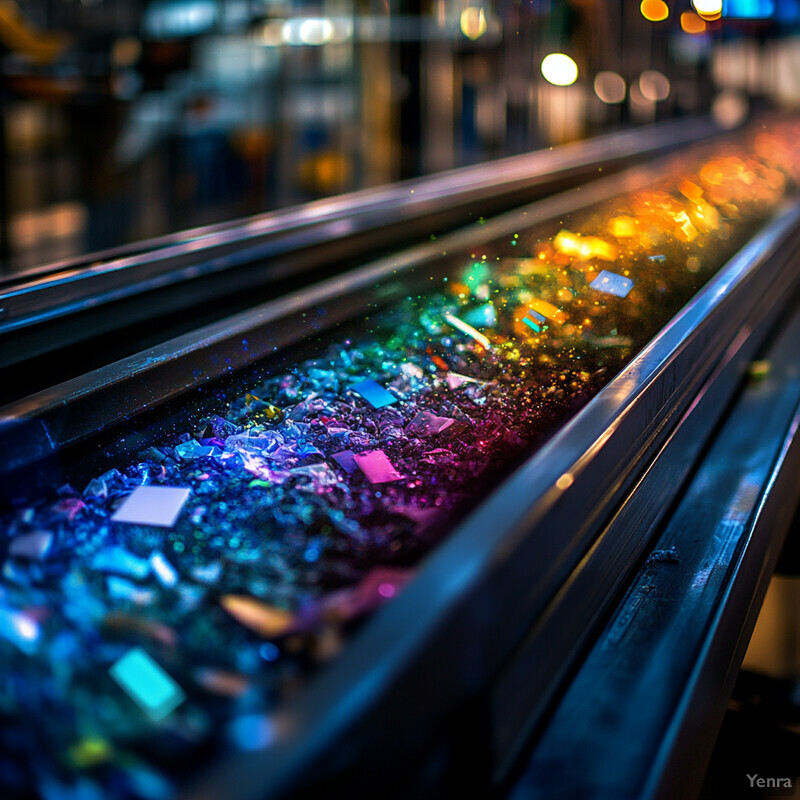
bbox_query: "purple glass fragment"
[331,450,358,473]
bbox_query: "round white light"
[692,0,723,15]
[541,53,578,87]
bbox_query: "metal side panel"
[0,116,719,326]
[511,293,800,800]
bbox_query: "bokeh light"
[692,0,723,19]
[640,0,670,21]
[541,53,579,87]
[712,91,750,128]
[680,10,707,32]
[594,71,626,104]
[639,70,670,102]
[461,7,487,40]
[282,17,334,45]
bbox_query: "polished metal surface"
[512,297,800,800]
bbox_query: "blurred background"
[1,0,800,274]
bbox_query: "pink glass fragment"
[352,450,403,483]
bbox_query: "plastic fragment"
[9,531,53,560]
[462,303,497,328]
[405,411,455,437]
[106,577,155,605]
[0,607,40,653]
[175,440,220,459]
[194,668,251,698]
[352,450,404,483]
[350,379,399,409]
[331,450,358,473]
[445,372,480,390]
[590,270,634,298]
[109,647,185,721]
[92,547,150,580]
[149,552,178,588]
[190,562,222,584]
[67,738,112,769]
[111,486,191,528]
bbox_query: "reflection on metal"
[516,299,800,800]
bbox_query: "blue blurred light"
[144,0,219,39]
[723,0,775,17]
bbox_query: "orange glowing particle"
[699,163,724,186]
[674,211,699,241]
[679,180,704,202]
[529,298,568,326]
[553,230,617,261]
[609,216,638,238]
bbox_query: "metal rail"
[512,295,800,800]
[0,117,718,382]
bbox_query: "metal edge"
[488,317,767,781]
[645,402,800,800]
[0,117,720,329]
[505,299,800,800]
[488,210,800,781]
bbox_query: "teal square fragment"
[109,647,185,721]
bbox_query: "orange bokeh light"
[640,0,669,21]
[680,11,707,33]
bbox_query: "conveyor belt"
[0,118,719,404]
[1,119,799,800]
